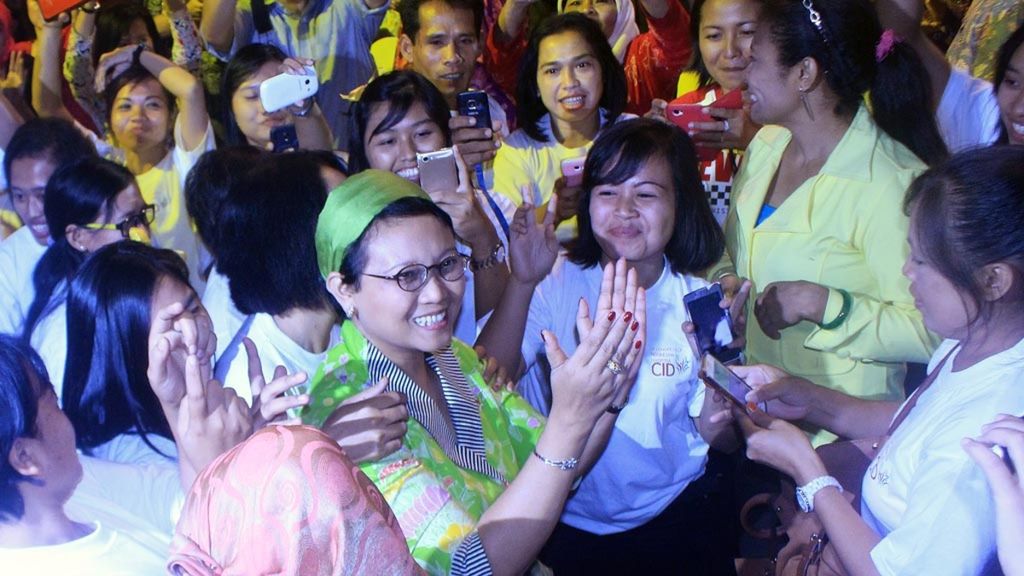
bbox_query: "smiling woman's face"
[997,43,1024,146]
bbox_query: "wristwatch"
[796,476,842,513]
[470,242,506,272]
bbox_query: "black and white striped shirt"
[366,343,498,575]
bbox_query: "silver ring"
[722,119,730,133]
[605,358,624,375]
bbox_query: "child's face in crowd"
[338,215,465,361]
[401,1,479,106]
[903,214,974,340]
[109,77,172,153]
[562,0,617,39]
[231,61,290,148]
[997,44,1024,146]
[536,31,604,128]
[364,101,446,185]
[589,154,676,270]
[698,0,758,92]
[8,155,57,246]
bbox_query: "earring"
[344,305,357,319]
[800,89,815,122]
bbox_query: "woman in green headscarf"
[304,170,646,575]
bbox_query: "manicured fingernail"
[622,311,633,324]
[607,311,616,322]
[632,321,639,331]
[540,331,547,343]
[635,340,642,349]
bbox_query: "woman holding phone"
[348,70,511,340]
[729,145,1024,576]
[221,43,333,151]
[491,14,630,241]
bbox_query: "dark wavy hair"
[570,118,725,275]
[904,146,1024,325]
[0,335,50,522]
[185,146,267,261]
[23,157,137,345]
[217,153,336,315]
[61,242,188,457]
[338,197,455,299]
[221,43,288,145]
[347,70,453,173]
[760,0,947,165]
[516,13,627,143]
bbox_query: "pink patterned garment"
[168,426,424,576]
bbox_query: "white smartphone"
[259,66,318,113]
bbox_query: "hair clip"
[801,0,827,40]
[875,29,903,63]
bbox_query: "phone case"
[700,354,766,412]
[39,0,90,20]
[457,91,492,131]
[560,157,585,188]
[684,284,742,363]
[259,67,319,113]
[416,148,458,194]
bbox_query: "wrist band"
[81,1,100,13]
[533,450,578,471]
[291,98,315,117]
[713,269,736,283]
[818,288,851,330]
[131,43,146,67]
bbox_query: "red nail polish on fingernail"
[607,311,616,322]
[635,340,642,349]
[632,321,639,331]
[622,311,633,324]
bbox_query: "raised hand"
[546,261,645,426]
[429,145,496,250]
[476,344,515,392]
[508,189,558,286]
[244,337,310,428]
[450,114,501,166]
[321,378,410,463]
[147,300,216,410]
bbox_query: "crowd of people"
[0,0,1022,573]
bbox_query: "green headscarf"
[315,169,430,278]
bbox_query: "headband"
[315,170,430,279]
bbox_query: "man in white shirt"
[0,119,97,335]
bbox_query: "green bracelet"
[818,288,852,330]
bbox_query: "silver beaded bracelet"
[533,450,579,471]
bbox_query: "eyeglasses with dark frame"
[362,253,470,292]
[83,204,156,239]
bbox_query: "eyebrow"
[382,248,460,272]
[540,53,594,68]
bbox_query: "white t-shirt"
[0,226,47,334]
[216,311,342,406]
[936,68,1001,152]
[862,337,1024,575]
[72,455,184,538]
[0,521,167,575]
[492,112,635,242]
[102,118,216,292]
[202,264,249,362]
[30,298,67,392]
[518,255,710,534]
[87,432,178,467]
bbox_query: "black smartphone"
[270,125,299,153]
[684,283,742,364]
[457,90,492,132]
